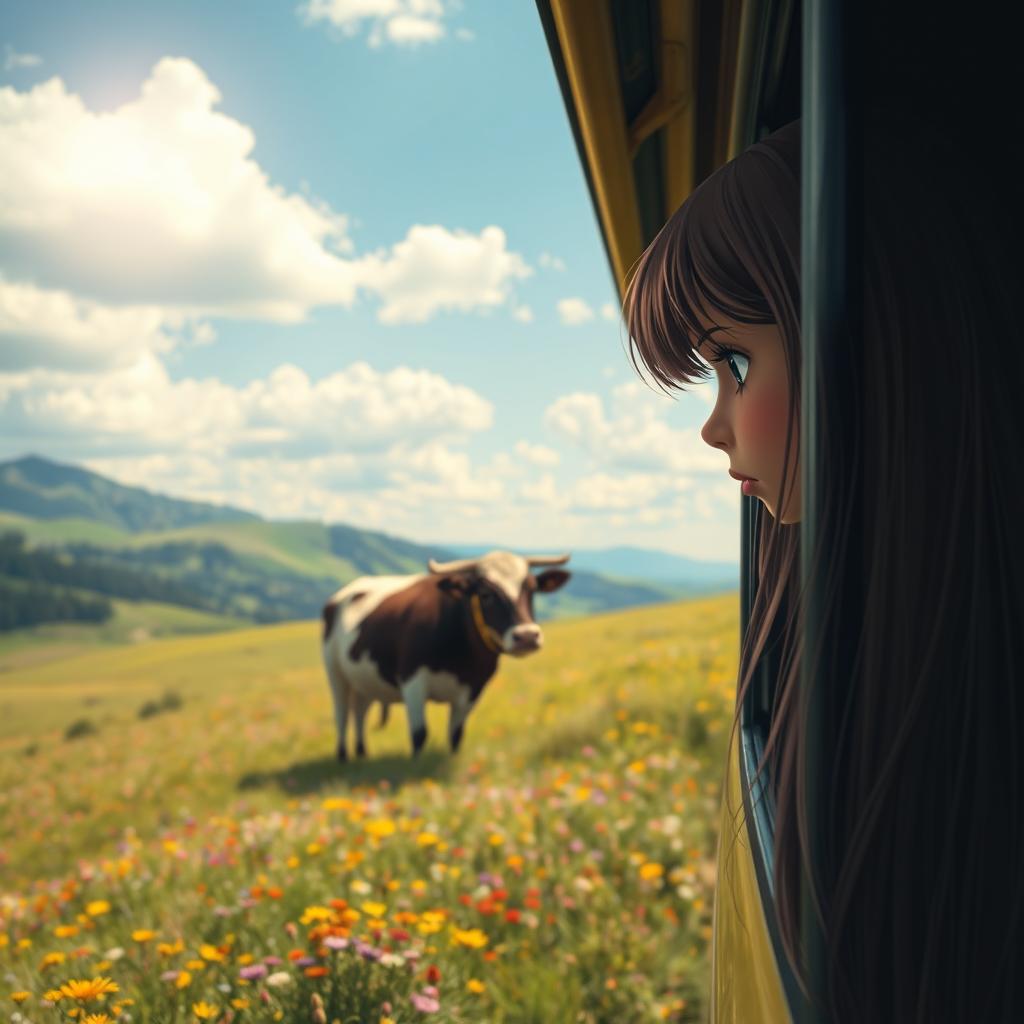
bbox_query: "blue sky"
[0,0,739,561]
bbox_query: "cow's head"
[429,550,570,657]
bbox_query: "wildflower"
[158,938,184,956]
[44,989,65,1002]
[266,971,292,988]
[640,862,665,881]
[10,991,30,1003]
[304,965,329,978]
[425,964,441,984]
[102,947,125,961]
[55,925,80,939]
[451,927,488,949]
[59,977,119,1001]
[240,964,268,981]
[361,900,386,918]
[232,998,250,1010]
[364,819,396,839]
[300,906,333,925]
[176,970,193,989]
[200,943,226,962]
[323,936,349,951]
[85,901,111,917]
[466,978,486,994]
[131,929,156,943]
[82,1015,111,1024]
[41,950,67,968]
[410,991,440,1013]
[192,1001,218,1019]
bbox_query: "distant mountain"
[444,543,738,591]
[0,456,710,637]
[0,454,257,532]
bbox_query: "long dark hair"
[626,111,1024,1020]
[623,114,806,973]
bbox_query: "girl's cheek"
[738,392,789,450]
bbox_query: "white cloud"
[359,225,531,324]
[455,28,475,42]
[538,251,566,272]
[0,358,492,457]
[0,59,360,321]
[556,297,594,325]
[300,0,449,48]
[0,279,174,372]
[544,381,724,474]
[600,301,620,322]
[4,46,42,71]
[512,305,533,323]
[514,440,559,468]
[0,60,531,327]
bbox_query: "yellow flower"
[360,901,386,918]
[321,796,353,811]
[416,832,440,846]
[640,862,665,881]
[627,759,647,773]
[488,833,504,846]
[199,944,225,962]
[10,991,31,1003]
[236,953,254,965]
[40,950,67,968]
[451,927,489,949]
[185,959,206,970]
[85,901,110,917]
[381,1018,396,1024]
[363,818,396,839]
[158,938,184,956]
[54,925,80,939]
[192,1000,218,1019]
[300,906,333,925]
[286,855,300,869]
[306,842,322,856]
[232,997,250,1009]
[44,989,65,1002]
[0,934,7,948]
[82,1016,112,1024]
[131,930,156,943]
[175,970,193,989]
[466,978,486,994]
[59,977,119,1001]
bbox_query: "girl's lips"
[741,478,756,496]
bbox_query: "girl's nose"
[700,405,732,450]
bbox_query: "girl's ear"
[438,571,474,598]
[534,569,570,593]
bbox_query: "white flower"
[103,946,126,960]
[266,971,293,988]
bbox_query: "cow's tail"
[377,702,390,730]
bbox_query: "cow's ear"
[534,569,570,593]
[438,571,473,598]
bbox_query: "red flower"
[390,928,411,942]
[505,909,521,924]
[459,894,473,906]
[425,964,441,984]
[491,888,508,902]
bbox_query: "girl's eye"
[709,346,750,391]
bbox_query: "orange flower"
[303,965,328,978]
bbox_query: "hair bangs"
[626,162,777,394]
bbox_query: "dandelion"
[192,1000,218,1019]
[85,901,111,917]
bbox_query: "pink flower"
[410,991,441,1013]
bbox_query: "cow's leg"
[448,688,473,753]
[323,656,350,762]
[400,672,429,756]
[350,689,373,759]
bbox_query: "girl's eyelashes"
[706,343,750,392]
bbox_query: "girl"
[624,114,1023,1022]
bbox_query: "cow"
[320,550,570,760]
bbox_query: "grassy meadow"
[0,594,739,1024]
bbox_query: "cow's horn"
[526,553,571,566]
[428,556,479,574]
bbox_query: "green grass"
[0,593,740,1023]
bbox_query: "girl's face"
[697,318,801,523]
